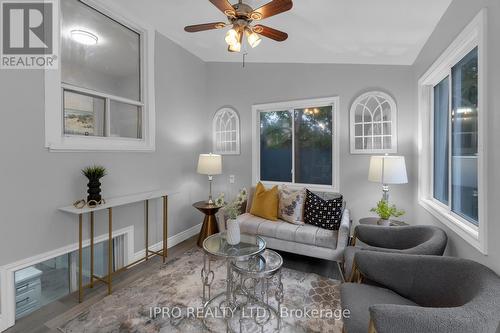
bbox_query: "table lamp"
[197,153,222,204]
[368,155,408,202]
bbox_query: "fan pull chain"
[242,52,246,68]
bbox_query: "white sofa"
[216,188,352,263]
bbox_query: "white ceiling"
[106,0,452,65]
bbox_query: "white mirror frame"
[349,91,398,154]
[212,107,240,155]
[44,0,156,152]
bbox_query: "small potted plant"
[370,199,405,225]
[82,165,106,204]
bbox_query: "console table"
[59,190,172,302]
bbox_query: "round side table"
[193,201,222,247]
[359,217,408,226]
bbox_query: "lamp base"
[382,184,390,202]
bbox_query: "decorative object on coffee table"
[370,199,405,225]
[193,201,222,247]
[197,153,222,204]
[222,196,244,245]
[368,155,407,202]
[82,165,106,204]
[226,219,240,245]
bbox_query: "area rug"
[58,248,343,333]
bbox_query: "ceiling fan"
[184,0,293,53]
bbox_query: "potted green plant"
[82,165,106,203]
[370,199,405,225]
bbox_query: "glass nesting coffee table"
[201,233,283,332]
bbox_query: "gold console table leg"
[78,213,83,303]
[145,200,149,261]
[163,196,168,262]
[108,208,113,295]
[90,212,94,288]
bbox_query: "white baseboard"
[131,223,201,263]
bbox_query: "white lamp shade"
[368,156,408,184]
[197,154,222,175]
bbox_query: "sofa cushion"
[250,182,279,221]
[315,227,339,250]
[278,185,306,225]
[239,213,338,250]
[341,283,418,333]
[304,190,343,230]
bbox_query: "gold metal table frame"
[60,191,170,303]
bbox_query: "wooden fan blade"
[208,0,236,17]
[253,25,288,41]
[250,0,293,20]
[184,22,226,32]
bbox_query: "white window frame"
[212,107,240,155]
[44,0,156,152]
[349,91,398,154]
[252,96,340,192]
[418,9,487,254]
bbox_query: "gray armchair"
[343,225,447,281]
[341,252,500,333]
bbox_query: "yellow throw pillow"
[250,182,279,221]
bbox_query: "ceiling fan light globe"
[225,28,239,46]
[247,31,261,48]
[228,42,241,52]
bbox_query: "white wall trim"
[417,9,488,254]
[44,0,156,152]
[130,223,202,264]
[251,96,340,192]
[0,223,200,332]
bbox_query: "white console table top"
[59,189,175,215]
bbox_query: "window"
[418,10,486,253]
[252,97,339,191]
[45,0,155,151]
[213,107,240,155]
[350,91,398,154]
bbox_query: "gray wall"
[0,32,209,266]
[205,63,415,226]
[1,0,499,279]
[412,0,500,274]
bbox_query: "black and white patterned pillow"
[304,190,343,230]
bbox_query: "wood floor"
[5,236,342,333]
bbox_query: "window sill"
[46,136,155,152]
[258,181,340,193]
[419,198,486,254]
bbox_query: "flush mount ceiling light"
[184,0,292,53]
[71,29,98,45]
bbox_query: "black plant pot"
[87,179,102,203]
